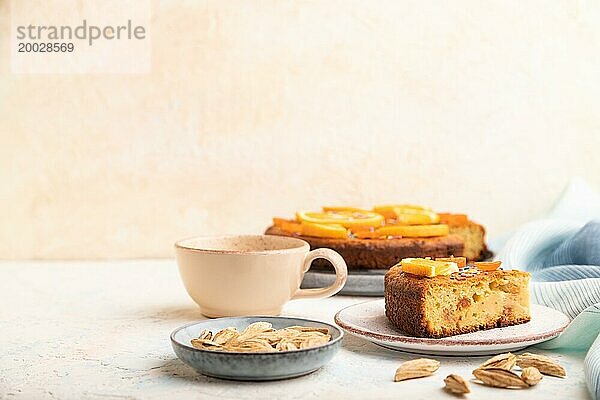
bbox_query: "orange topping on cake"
[274,204,457,240]
[435,256,467,268]
[399,258,459,277]
[272,218,302,234]
[392,208,440,225]
[374,204,432,219]
[438,213,469,226]
[352,229,382,239]
[322,206,371,213]
[297,210,383,228]
[300,221,349,239]
[473,261,502,271]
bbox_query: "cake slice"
[384,258,530,338]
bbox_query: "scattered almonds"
[473,368,529,389]
[444,374,470,394]
[478,353,517,371]
[516,353,566,377]
[394,358,440,382]
[470,351,565,390]
[190,322,331,353]
[521,367,543,386]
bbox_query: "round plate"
[334,300,569,355]
[170,316,343,381]
[302,269,386,296]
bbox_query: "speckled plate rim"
[170,315,344,355]
[334,300,569,347]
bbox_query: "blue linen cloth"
[498,219,600,399]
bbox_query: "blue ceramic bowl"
[171,316,343,381]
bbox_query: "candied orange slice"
[272,218,302,234]
[297,210,383,228]
[378,224,449,237]
[393,209,440,225]
[322,206,370,213]
[373,204,432,219]
[435,256,467,268]
[438,213,469,226]
[400,258,459,277]
[352,229,380,239]
[473,261,502,271]
[301,221,349,239]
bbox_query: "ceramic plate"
[334,300,569,355]
[302,268,386,296]
[171,316,343,381]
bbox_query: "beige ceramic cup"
[175,235,348,317]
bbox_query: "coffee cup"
[175,235,348,317]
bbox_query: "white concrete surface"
[0,260,590,399]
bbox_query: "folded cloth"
[498,219,600,399]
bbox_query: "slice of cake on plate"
[384,258,530,338]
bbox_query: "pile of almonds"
[190,321,331,352]
[393,352,565,395]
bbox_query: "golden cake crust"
[384,267,531,338]
[265,226,464,270]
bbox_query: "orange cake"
[384,258,530,338]
[265,205,489,270]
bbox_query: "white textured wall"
[1,1,599,259]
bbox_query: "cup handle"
[292,248,348,299]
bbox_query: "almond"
[473,368,529,388]
[212,327,239,345]
[478,353,517,371]
[521,367,543,386]
[394,358,440,382]
[516,353,566,377]
[444,374,470,394]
